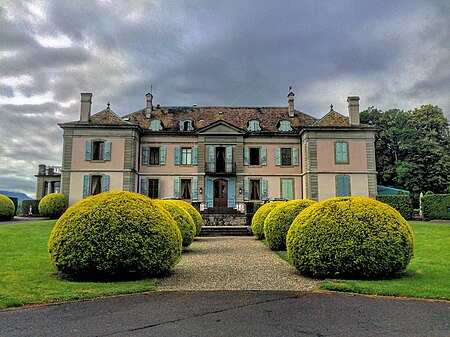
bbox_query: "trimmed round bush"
[264,199,316,251]
[39,193,68,219]
[172,200,203,236]
[48,191,182,279]
[157,200,196,247]
[251,201,284,239]
[0,194,15,221]
[286,196,414,279]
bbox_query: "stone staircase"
[200,226,252,236]
[200,207,252,236]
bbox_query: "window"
[247,120,261,132]
[181,148,192,165]
[250,179,261,200]
[83,175,110,198]
[335,141,349,164]
[281,148,292,166]
[148,179,159,198]
[85,140,111,161]
[92,141,104,160]
[91,175,102,195]
[150,119,163,131]
[336,175,351,196]
[249,148,260,165]
[279,120,293,132]
[181,179,191,199]
[281,179,294,200]
[180,120,194,131]
[149,147,160,165]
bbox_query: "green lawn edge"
[0,220,157,310]
[261,222,450,300]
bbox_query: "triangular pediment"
[197,120,245,135]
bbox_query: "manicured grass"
[0,221,157,309]
[264,222,450,300]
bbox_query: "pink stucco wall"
[316,140,367,171]
[71,137,125,170]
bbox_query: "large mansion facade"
[59,91,377,207]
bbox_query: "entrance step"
[200,226,252,237]
[202,213,247,226]
[202,207,242,214]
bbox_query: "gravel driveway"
[157,236,319,291]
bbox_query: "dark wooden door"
[214,179,228,207]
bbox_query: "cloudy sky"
[1,0,449,198]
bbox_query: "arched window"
[247,119,261,132]
[149,119,163,131]
[179,120,194,131]
[278,120,293,132]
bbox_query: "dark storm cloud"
[1,0,449,197]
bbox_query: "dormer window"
[247,119,261,132]
[278,120,293,132]
[149,119,163,131]
[180,120,194,131]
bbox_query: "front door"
[214,179,228,207]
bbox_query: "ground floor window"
[148,179,159,198]
[250,179,261,200]
[281,179,294,200]
[336,175,351,196]
[181,179,191,199]
[83,175,109,198]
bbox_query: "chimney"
[288,91,295,117]
[347,96,360,125]
[145,93,153,118]
[80,93,92,123]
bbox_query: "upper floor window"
[278,120,293,132]
[85,140,111,161]
[249,148,260,165]
[247,119,261,132]
[181,147,192,165]
[335,141,349,164]
[142,146,166,166]
[149,147,160,165]
[281,148,292,166]
[150,119,163,131]
[180,120,194,131]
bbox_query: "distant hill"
[0,190,33,204]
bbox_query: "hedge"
[172,200,203,236]
[20,200,40,215]
[251,201,284,239]
[0,194,15,221]
[48,191,182,280]
[422,194,450,221]
[286,196,414,279]
[39,193,68,219]
[376,195,413,219]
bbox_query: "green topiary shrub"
[48,191,182,280]
[421,194,450,221]
[251,201,284,239]
[39,193,68,219]
[286,196,414,279]
[172,200,203,236]
[156,200,196,247]
[376,195,413,219]
[264,199,316,251]
[0,194,15,221]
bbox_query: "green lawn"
[0,221,157,309]
[265,222,450,300]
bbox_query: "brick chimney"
[145,93,153,118]
[80,93,93,123]
[347,96,360,125]
[288,91,295,117]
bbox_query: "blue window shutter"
[262,179,268,200]
[85,141,92,161]
[102,175,110,192]
[336,142,343,163]
[282,179,294,200]
[160,146,166,165]
[342,142,349,163]
[174,147,180,166]
[292,148,299,166]
[228,178,236,208]
[243,147,249,166]
[275,148,281,166]
[344,176,350,195]
[205,179,213,207]
[226,146,233,172]
[192,178,198,200]
[142,147,149,165]
[244,178,249,201]
[179,120,184,131]
[158,179,161,198]
[209,146,215,171]
[104,142,111,161]
[337,176,350,196]
[83,175,90,198]
[174,178,180,198]
[261,148,267,166]
[193,146,198,166]
[140,178,147,195]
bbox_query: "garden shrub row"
[19,200,40,215]
[376,194,413,219]
[421,194,450,221]
[0,194,15,221]
[39,193,68,219]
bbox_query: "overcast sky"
[1,0,449,198]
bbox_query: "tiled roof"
[124,106,317,132]
[312,110,350,127]
[90,108,129,125]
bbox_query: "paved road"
[0,216,50,225]
[1,291,448,337]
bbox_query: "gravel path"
[157,236,319,291]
